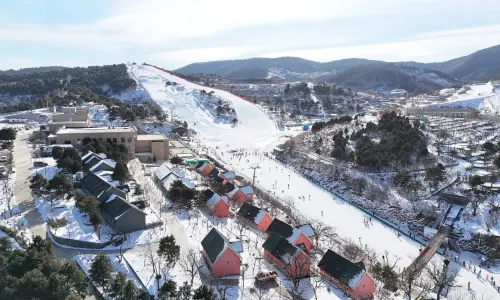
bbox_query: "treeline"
[311,115,353,132]
[0,64,136,95]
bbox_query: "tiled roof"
[317,249,366,289]
[266,218,293,239]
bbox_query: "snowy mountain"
[174,44,500,94]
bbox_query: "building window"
[127,137,133,143]
[107,138,112,143]
[121,137,125,143]
[113,138,117,143]
[76,139,81,144]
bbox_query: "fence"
[48,228,120,249]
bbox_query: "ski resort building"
[262,232,311,279]
[49,126,170,160]
[405,106,480,118]
[266,218,312,252]
[48,106,91,134]
[237,202,273,232]
[317,250,375,299]
[200,228,242,277]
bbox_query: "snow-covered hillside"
[423,82,500,115]
[129,64,280,149]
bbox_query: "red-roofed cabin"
[219,171,236,184]
[201,228,242,277]
[262,232,310,279]
[318,249,375,299]
[206,191,229,218]
[239,186,254,201]
[196,161,214,176]
[237,202,273,232]
[228,187,249,203]
[266,219,312,252]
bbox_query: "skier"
[321,211,324,216]
[468,282,470,291]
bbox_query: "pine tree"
[89,254,112,289]
[157,235,180,269]
[112,161,129,183]
[159,280,177,299]
[192,285,217,300]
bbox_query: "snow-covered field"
[130,65,500,299]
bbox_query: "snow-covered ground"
[130,65,500,299]
[0,167,32,246]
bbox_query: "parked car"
[33,161,48,168]
[0,156,7,162]
[255,271,278,283]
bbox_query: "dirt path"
[13,130,46,239]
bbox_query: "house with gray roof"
[200,228,241,277]
[80,172,147,233]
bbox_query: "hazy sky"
[1,0,500,70]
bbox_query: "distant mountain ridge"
[174,44,500,94]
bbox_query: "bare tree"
[426,260,460,300]
[179,248,204,287]
[284,253,311,299]
[309,275,326,300]
[342,239,365,261]
[144,244,165,292]
[400,260,431,300]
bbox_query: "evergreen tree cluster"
[54,147,82,173]
[0,236,88,300]
[0,64,135,96]
[0,127,17,140]
[354,112,427,168]
[0,65,167,121]
[311,115,353,132]
[82,137,129,162]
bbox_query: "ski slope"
[130,64,280,149]
[130,65,499,299]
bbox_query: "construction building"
[404,106,480,118]
[48,126,170,161]
[48,106,91,133]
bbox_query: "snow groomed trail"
[130,65,500,300]
[130,64,279,150]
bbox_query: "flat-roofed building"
[48,106,91,133]
[405,106,480,118]
[49,126,169,160]
[136,134,170,161]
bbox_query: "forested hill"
[0,66,67,75]
[0,64,136,96]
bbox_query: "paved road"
[13,130,46,239]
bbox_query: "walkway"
[401,225,450,280]
[13,130,45,239]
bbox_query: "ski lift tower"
[249,163,260,187]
